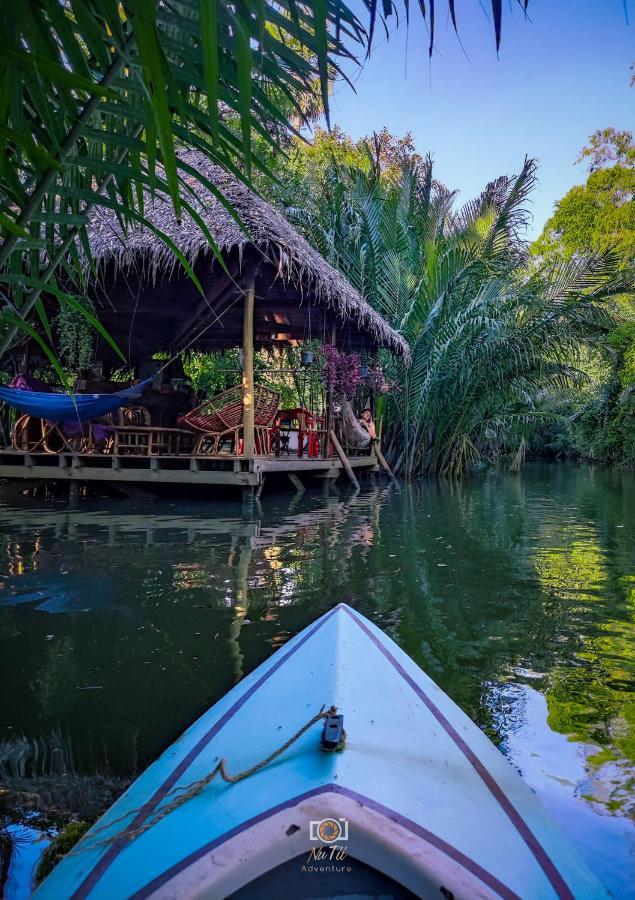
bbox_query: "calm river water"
[0,464,634,897]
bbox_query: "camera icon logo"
[309,817,349,844]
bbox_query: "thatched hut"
[85,150,409,364]
[0,152,406,492]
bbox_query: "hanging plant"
[53,299,96,373]
[320,345,362,400]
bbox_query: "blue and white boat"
[36,603,607,899]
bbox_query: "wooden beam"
[329,430,360,490]
[242,271,256,459]
[374,442,395,479]
[287,472,305,493]
[170,268,238,350]
[0,461,259,485]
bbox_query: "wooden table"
[112,426,195,457]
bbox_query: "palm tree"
[1,0,625,372]
[0,0,369,375]
[290,150,630,477]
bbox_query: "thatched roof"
[86,150,410,361]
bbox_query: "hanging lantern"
[359,364,369,378]
[301,350,314,366]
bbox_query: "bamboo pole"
[329,429,359,490]
[242,271,256,460]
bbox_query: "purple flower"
[321,345,362,400]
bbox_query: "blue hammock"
[0,378,154,423]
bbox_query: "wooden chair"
[11,415,112,454]
[179,384,279,456]
[12,415,49,452]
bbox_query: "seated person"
[358,407,377,440]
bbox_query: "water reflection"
[0,466,634,896]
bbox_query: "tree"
[0,0,369,380]
[576,128,635,171]
[533,131,635,266]
[532,131,635,466]
[4,0,625,374]
[285,141,629,477]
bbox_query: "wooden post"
[373,441,395,479]
[329,429,360,490]
[325,321,337,456]
[242,271,256,460]
[68,480,80,507]
[287,472,305,493]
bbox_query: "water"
[0,464,633,896]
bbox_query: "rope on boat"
[73,705,337,853]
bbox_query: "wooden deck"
[0,449,380,489]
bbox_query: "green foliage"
[35,820,91,885]
[183,349,242,397]
[533,166,635,264]
[575,383,635,466]
[609,321,635,388]
[183,344,326,411]
[534,128,634,266]
[532,130,635,466]
[0,0,367,366]
[285,139,629,477]
[53,299,96,373]
[262,126,426,210]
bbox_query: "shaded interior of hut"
[0,250,390,462]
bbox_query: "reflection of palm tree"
[0,814,29,896]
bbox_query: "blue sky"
[324,0,633,239]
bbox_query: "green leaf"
[199,0,220,145]
[234,16,252,178]
[0,311,72,394]
[311,0,330,127]
[126,0,181,219]
[0,44,115,98]
[0,212,30,239]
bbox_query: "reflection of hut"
[0,152,408,494]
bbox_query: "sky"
[323,0,633,240]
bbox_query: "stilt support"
[241,485,255,510]
[287,472,305,493]
[68,480,80,506]
[374,442,395,479]
[329,430,360,491]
